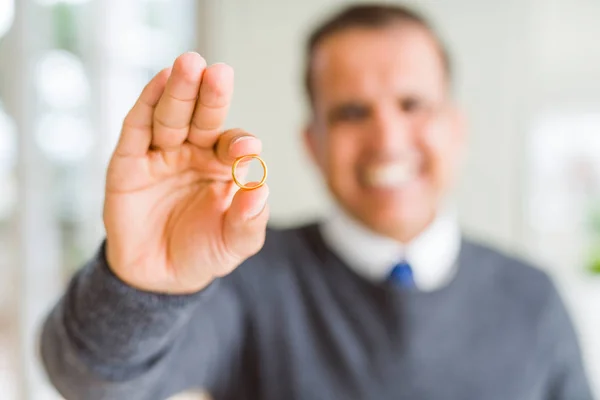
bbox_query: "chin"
[355,187,436,240]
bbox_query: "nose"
[369,104,412,155]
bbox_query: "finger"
[116,68,171,157]
[214,128,263,164]
[152,52,207,150]
[217,129,263,188]
[222,184,270,262]
[188,63,234,148]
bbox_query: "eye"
[399,97,424,113]
[329,103,370,124]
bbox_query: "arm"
[39,52,269,399]
[540,284,594,400]
[41,243,249,400]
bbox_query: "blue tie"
[388,260,415,288]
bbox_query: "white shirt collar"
[319,206,462,291]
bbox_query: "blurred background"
[0,0,598,398]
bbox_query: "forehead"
[311,25,447,104]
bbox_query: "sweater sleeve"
[541,282,594,400]
[40,241,250,400]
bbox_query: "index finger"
[187,63,234,148]
[116,67,171,157]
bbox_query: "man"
[41,4,593,400]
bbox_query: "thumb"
[222,184,270,260]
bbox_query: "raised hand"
[103,52,269,294]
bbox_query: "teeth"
[364,162,418,188]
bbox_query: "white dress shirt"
[319,206,462,291]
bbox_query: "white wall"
[531,0,600,105]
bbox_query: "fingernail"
[247,189,269,219]
[230,137,256,158]
[231,136,254,145]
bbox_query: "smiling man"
[41,4,592,400]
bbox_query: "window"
[0,0,197,397]
[0,0,14,38]
[526,111,600,272]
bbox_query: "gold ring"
[232,154,268,190]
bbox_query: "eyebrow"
[327,101,371,121]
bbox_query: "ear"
[303,123,321,168]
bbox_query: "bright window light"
[36,0,91,6]
[35,112,94,164]
[36,50,90,110]
[0,106,17,173]
[0,0,14,38]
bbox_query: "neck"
[379,212,436,244]
[336,205,438,245]
[372,215,436,245]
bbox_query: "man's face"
[305,25,465,242]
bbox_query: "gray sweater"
[41,224,593,400]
